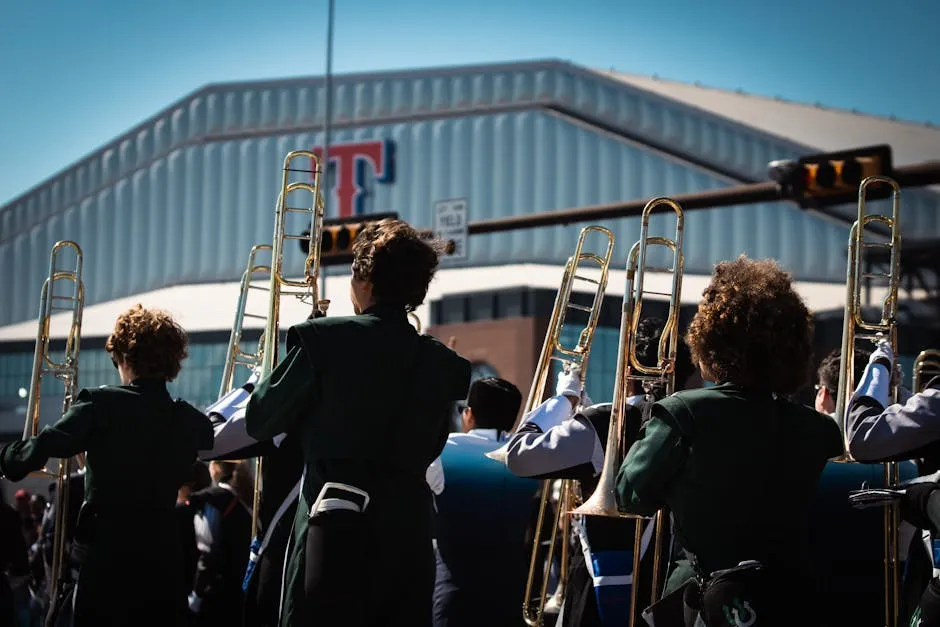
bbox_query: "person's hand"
[870,338,894,369]
[555,365,583,399]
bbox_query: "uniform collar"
[130,378,168,390]
[467,428,505,442]
[361,303,408,321]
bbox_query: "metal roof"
[597,69,940,173]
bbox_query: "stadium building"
[2,59,939,437]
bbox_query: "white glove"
[556,366,583,399]
[870,339,894,367]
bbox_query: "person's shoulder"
[420,335,471,377]
[579,402,613,426]
[172,399,213,431]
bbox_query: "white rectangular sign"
[433,198,468,261]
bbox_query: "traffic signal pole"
[437,160,940,238]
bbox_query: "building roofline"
[0,58,569,209]
[599,69,939,129]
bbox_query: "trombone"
[488,225,615,627]
[832,176,902,627]
[251,150,330,540]
[22,240,85,604]
[219,244,272,397]
[572,198,684,626]
[912,349,940,393]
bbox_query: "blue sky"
[0,0,937,206]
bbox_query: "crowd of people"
[0,216,939,627]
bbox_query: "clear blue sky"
[0,0,937,206]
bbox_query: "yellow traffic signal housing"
[300,212,399,265]
[794,144,893,208]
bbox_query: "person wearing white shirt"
[427,377,537,627]
[502,317,700,627]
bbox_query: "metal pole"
[321,0,335,302]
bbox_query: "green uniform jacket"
[0,379,213,623]
[245,304,471,627]
[615,385,844,592]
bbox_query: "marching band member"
[244,218,471,627]
[186,461,252,625]
[504,317,700,627]
[615,256,844,626]
[427,376,536,627]
[846,338,940,466]
[845,340,940,626]
[0,304,214,627]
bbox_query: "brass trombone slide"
[251,150,329,541]
[488,225,615,627]
[913,349,940,393]
[832,176,902,627]
[219,244,272,398]
[22,240,85,604]
[571,198,684,625]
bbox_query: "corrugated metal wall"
[2,60,938,329]
[0,109,855,327]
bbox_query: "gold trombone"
[832,175,902,627]
[219,244,272,397]
[572,198,684,625]
[251,150,329,540]
[22,240,85,603]
[912,349,940,393]
[488,225,615,627]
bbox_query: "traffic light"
[768,144,894,209]
[299,212,399,266]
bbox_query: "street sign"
[433,198,468,260]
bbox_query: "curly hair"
[105,304,189,381]
[351,218,444,311]
[685,255,813,395]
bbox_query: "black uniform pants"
[303,510,434,627]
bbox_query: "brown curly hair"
[685,255,813,395]
[351,218,444,311]
[105,304,189,381]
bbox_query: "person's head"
[29,494,46,520]
[349,218,444,315]
[105,304,189,384]
[815,348,872,414]
[633,316,701,398]
[462,377,523,434]
[686,255,813,396]
[209,461,237,485]
[13,490,30,517]
[230,461,256,510]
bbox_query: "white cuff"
[521,395,575,433]
[206,386,250,422]
[853,362,891,408]
[273,433,287,447]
